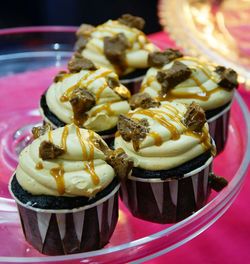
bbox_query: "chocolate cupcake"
[40,55,131,146]
[115,100,216,223]
[75,14,158,93]
[140,49,238,154]
[9,124,133,255]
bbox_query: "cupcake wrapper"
[120,159,213,223]
[14,185,119,255]
[207,103,231,155]
[121,76,143,95]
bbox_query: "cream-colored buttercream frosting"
[81,20,158,75]
[44,67,130,132]
[16,124,116,197]
[115,101,212,171]
[141,57,234,110]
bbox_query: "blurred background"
[0,0,162,34]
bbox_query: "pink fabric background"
[146,32,250,264]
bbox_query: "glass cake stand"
[158,0,250,89]
[0,27,249,263]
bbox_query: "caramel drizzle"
[149,131,162,146]
[76,126,100,185]
[95,83,108,102]
[61,125,69,151]
[50,165,65,195]
[48,130,53,143]
[140,75,156,92]
[60,69,113,102]
[35,162,43,170]
[89,102,115,117]
[130,109,180,140]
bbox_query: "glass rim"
[0,26,249,262]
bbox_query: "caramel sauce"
[76,126,88,160]
[149,131,163,146]
[184,129,211,151]
[131,109,180,140]
[50,165,65,195]
[76,127,100,185]
[95,83,108,102]
[61,125,69,151]
[35,162,43,170]
[140,75,155,92]
[60,72,92,102]
[48,130,53,143]
[89,102,114,117]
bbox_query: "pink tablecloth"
[146,32,250,264]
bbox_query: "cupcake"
[40,55,131,146]
[75,14,158,93]
[9,124,133,255]
[140,49,238,154]
[115,99,216,223]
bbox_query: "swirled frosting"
[80,19,157,76]
[115,101,213,171]
[141,57,235,110]
[44,67,130,132]
[16,124,116,197]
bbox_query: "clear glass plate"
[0,27,249,263]
[158,0,250,89]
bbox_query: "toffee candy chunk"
[104,33,130,67]
[68,55,97,73]
[209,173,228,192]
[129,92,160,110]
[69,88,95,124]
[76,23,95,37]
[117,114,149,151]
[183,102,206,132]
[215,66,238,90]
[53,71,67,83]
[156,61,192,94]
[39,141,65,160]
[32,123,52,139]
[148,49,183,68]
[118,14,145,30]
[106,148,134,180]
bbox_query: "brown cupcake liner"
[10,181,120,255]
[207,102,231,155]
[120,157,213,223]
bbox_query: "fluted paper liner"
[207,101,232,155]
[9,177,120,255]
[120,157,213,223]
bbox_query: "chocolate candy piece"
[148,49,183,67]
[129,92,160,110]
[106,148,134,180]
[32,123,52,139]
[106,76,120,89]
[156,61,192,94]
[53,71,67,83]
[209,173,228,192]
[117,114,149,151]
[39,141,65,160]
[68,54,97,73]
[76,23,95,37]
[104,33,130,68]
[183,102,206,132]
[215,66,238,90]
[118,14,145,30]
[75,36,89,52]
[70,88,95,122]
